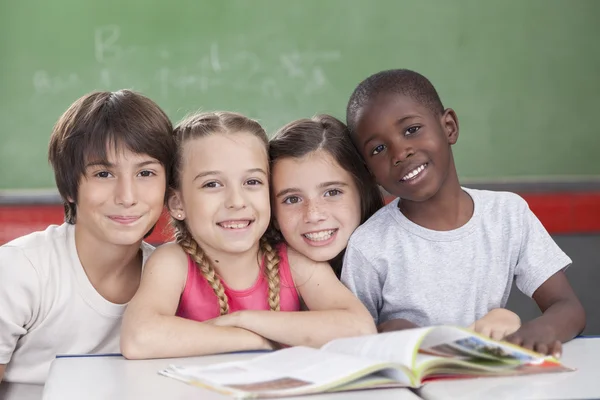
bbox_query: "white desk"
[41,338,600,400]
[418,338,600,400]
[43,351,421,400]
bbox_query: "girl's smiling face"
[272,150,361,263]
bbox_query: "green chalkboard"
[1,0,599,189]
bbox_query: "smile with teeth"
[303,229,337,241]
[218,220,252,229]
[401,163,428,181]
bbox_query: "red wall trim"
[1,192,599,245]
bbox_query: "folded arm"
[209,248,376,347]
[120,244,271,360]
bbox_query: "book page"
[322,328,433,368]
[160,346,412,398]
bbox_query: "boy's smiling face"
[352,93,459,202]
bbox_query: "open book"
[158,326,572,399]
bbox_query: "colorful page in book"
[159,346,414,399]
[321,326,571,382]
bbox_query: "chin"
[105,229,149,246]
[302,246,342,263]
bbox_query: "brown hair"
[48,89,175,224]
[269,114,384,277]
[171,111,280,315]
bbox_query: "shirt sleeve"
[0,246,41,364]
[341,242,383,325]
[514,200,573,297]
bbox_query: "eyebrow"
[85,160,160,169]
[193,168,267,182]
[275,181,349,198]
[361,115,419,149]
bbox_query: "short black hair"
[346,69,444,133]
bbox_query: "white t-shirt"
[0,223,154,384]
[342,188,572,327]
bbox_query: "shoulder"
[0,224,70,277]
[346,199,400,252]
[467,187,528,209]
[353,199,399,237]
[143,242,189,274]
[285,245,333,284]
[466,188,530,221]
[2,223,69,252]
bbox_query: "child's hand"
[205,311,242,328]
[505,323,562,358]
[469,308,521,341]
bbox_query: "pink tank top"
[176,243,300,321]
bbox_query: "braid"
[260,237,280,311]
[176,227,229,315]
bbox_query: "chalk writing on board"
[33,71,81,95]
[32,25,343,99]
[95,25,121,63]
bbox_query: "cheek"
[273,207,297,235]
[146,181,167,206]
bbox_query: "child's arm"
[377,319,419,333]
[120,244,273,359]
[505,271,585,357]
[0,247,41,383]
[207,248,376,347]
[505,199,585,357]
[469,308,521,340]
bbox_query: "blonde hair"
[171,112,280,315]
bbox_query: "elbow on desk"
[120,328,152,360]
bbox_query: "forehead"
[182,133,267,173]
[354,93,434,142]
[272,150,355,189]
[85,141,158,165]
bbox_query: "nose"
[391,138,414,166]
[115,176,138,207]
[303,200,327,224]
[224,186,246,210]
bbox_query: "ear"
[440,108,459,145]
[167,190,186,220]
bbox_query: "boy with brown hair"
[0,90,175,386]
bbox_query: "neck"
[399,159,473,231]
[74,225,142,281]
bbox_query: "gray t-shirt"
[341,187,572,327]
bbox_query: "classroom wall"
[1,0,599,189]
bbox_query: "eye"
[405,126,421,136]
[138,170,155,177]
[246,179,263,186]
[371,144,386,155]
[283,196,301,205]
[94,171,112,178]
[202,181,222,188]
[324,189,342,197]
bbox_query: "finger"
[480,326,493,338]
[519,339,535,351]
[534,343,549,355]
[505,333,522,346]
[550,340,562,358]
[490,329,505,341]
